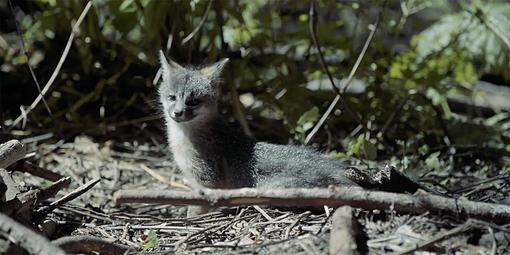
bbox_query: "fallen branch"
[0,212,66,255]
[8,161,64,182]
[0,140,27,168]
[52,235,132,255]
[114,187,510,223]
[2,176,71,218]
[36,177,72,202]
[35,178,100,216]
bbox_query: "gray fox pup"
[158,51,356,190]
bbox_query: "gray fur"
[158,53,356,189]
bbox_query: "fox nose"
[173,110,184,117]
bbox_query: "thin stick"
[393,220,475,255]
[9,1,93,129]
[9,161,64,182]
[140,164,191,190]
[114,187,510,224]
[8,0,52,116]
[36,177,100,216]
[305,0,368,144]
[253,205,274,221]
[37,177,72,202]
[305,1,384,144]
[284,211,310,239]
[181,0,213,44]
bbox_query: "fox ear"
[159,50,184,80]
[200,58,229,77]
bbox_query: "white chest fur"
[167,122,196,176]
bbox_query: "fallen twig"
[114,187,510,223]
[8,161,64,182]
[1,177,72,217]
[36,177,72,202]
[0,212,67,255]
[285,211,310,239]
[329,206,360,255]
[52,235,132,255]
[35,177,100,216]
[0,140,27,168]
[140,164,191,190]
[393,220,475,255]
[7,176,72,213]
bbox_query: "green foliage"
[346,134,377,161]
[293,106,319,142]
[389,1,510,89]
[143,230,159,250]
[1,0,509,175]
[425,151,441,171]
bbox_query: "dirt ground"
[3,135,509,254]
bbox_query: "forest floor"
[2,135,510,254]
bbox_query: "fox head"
[158,51,229,124]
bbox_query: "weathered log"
[0,212,66,255]
[0,140,27,169]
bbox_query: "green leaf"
[293,106,320,141]
[346,134,376,160]
[453,60,476,86]
[425,152,441,171]
[143,230,159,250]
[347,134,363,157]
[296,106,320,132]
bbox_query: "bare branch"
[35,177,100,216]
[305,0,385,144]
[8,0,52,117]
[9,1,93,129]
[182,0,213,44]
[114,187,510,223]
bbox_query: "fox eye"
[168,95,176,101]
[186,98,201,107]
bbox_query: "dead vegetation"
[1,136,509,254]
